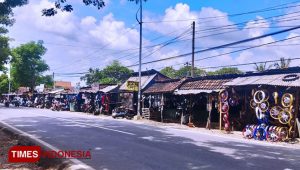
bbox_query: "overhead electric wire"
[143,1,300,23]
[126,25,300,67]
[197,57,300,70]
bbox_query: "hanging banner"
[126,81,139,91]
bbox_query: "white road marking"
[21,110,136,136]
[0,120,94,170]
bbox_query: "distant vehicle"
[112,107,136,119]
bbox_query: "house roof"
[143,79,185,94]
[225,73,300,87]
[224,67,300,87]
[179,78,234,91]
[54,81,72,89]
[131,69,169,79]
[120,74,157,91]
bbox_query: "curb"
[0,120,94,170]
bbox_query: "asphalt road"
[0,106,300,170]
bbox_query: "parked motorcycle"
[112,107,136,119]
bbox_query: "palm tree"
[274,57,291,69]
[254,62,273,72]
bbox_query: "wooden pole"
[293,89,299,139]
[219,93,222,131]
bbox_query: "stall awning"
[100,85,119,93]
[48,89,64,94]
[174,89,221,95]
[224,73,300,87]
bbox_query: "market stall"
[224,71,300,141]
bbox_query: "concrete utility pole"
[191,21,195,78]
[137,0,143,118]
[8,56,11,94]
[52,72,55,89]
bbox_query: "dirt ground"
[0,129,41,169]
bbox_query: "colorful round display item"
[266,126,279,142]
[278,110,292,125]
[221,101,229,113]
[250,99,257,109]
[259,101,269,112]
[278,127,288,141]
[253,125,267,141]
[219,90,229,103]
[281,93,294,108]
[243,125,254,139]
[270,106,282,120]
[288,126,295,138]
[253,90,268,104]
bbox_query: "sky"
[7,0,300,85]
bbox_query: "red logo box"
[8,146,41,163]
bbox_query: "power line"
[197,57,300,70]
[143,1,300,23]
[126,25,300,67]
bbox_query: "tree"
[254,63,272,72]
[0,74,9,94]
[36,75,54,88]
[42,0,148,16]
[81,60,133,85]
[160,66,176,78]
[274,57,291,69]
[42,0,105,16]
[0,0,28,72]
[11,41,49,91]
[208,67,243,75]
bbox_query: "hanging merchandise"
[278,109,292,124]
[272,92,279,104]
[270,106,282,119]
[281,93,294,108]
[219,90,230,132]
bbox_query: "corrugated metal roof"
[179,79,233,90]
[143,79,184,94]
[174,89,221,95]
[100,85,119,93]
[225,73,300,87]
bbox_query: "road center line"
[32,112,136,136]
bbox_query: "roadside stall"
[174,76,237,128]
[224,70,300,141]
[143,79,186,122]
[118,69,170,114]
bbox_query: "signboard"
[126,81,139,91]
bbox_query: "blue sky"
[8,0,300,85]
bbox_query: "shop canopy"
[174,78,234,95]
[224,73,300,87]
[99,85,119,93]
[143,79,185,94]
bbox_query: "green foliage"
[274,57,291,69]
[0,36,10,71]
[254,63,273,72]
[207,67,243,75]
[0,74,9,94]
[11,41,49,91]
[81,60,133,85]
[36,75,53,88]
[160,66,176,78]
[42,0,105,16]
[160,66,206,78]
[0,0,28,72]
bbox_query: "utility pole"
[52,72,55,89]
[137,0,143,119]
[191,21,195,78]
[8,56,11,94]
